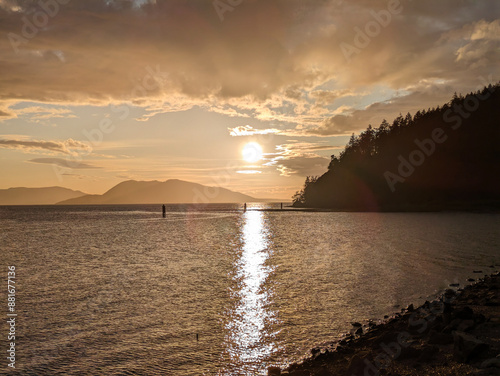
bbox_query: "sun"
[242,142,263,163]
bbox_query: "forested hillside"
[293,83,500,211]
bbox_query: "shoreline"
[270,271,500,376]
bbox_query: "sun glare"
[242,142,263,163]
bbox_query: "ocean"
[1,204,499,375]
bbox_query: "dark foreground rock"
[275,273,500,376]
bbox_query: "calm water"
[1,204,499,375]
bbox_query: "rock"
[449,283,460,287]
[444,289,457,298]
[453,331,490,363]
[473,270,483,273]
[406,303,415,312]
[468,278,476,282]
[355,327,363,335]
[428,329,454,345]
[336,345,354,355]
[352,322,362,327]
[268,366,281,376]
[311,347,321,356]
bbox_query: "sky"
[0,0,499,199]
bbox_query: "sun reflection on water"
[223,210,277,374]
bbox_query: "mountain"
[0,187,86,205]
[57,179,256,205]
[293,83,500,211]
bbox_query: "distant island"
[0,187,86,205]
[293,83,500,211]
[57,179,257,205]
[0,179,260,205]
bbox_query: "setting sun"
[242,142,263,163]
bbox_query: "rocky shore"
[269,272,500,376]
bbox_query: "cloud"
[236,170,262,174]
[0,138,92,155]
[0,0,498,135]
[14,106,75,120]
[0,109,13,118]
[0,0,23,12]
[308,82,470,136]
[265,141,337,176]
[28,158,100,169]
[269,155,330,177]
[229,125,281,136]
[309,89,353,105]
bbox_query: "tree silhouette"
[293,83,500,211]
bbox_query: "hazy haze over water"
[1,204,499,375]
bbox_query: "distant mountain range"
[0,187,86,205]
[0,180,258,205]
[57,179,256,205]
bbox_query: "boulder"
[453,331,490,363]
[311,347,321,357]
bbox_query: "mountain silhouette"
[0,187,86,205]
[57,179,256,205]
